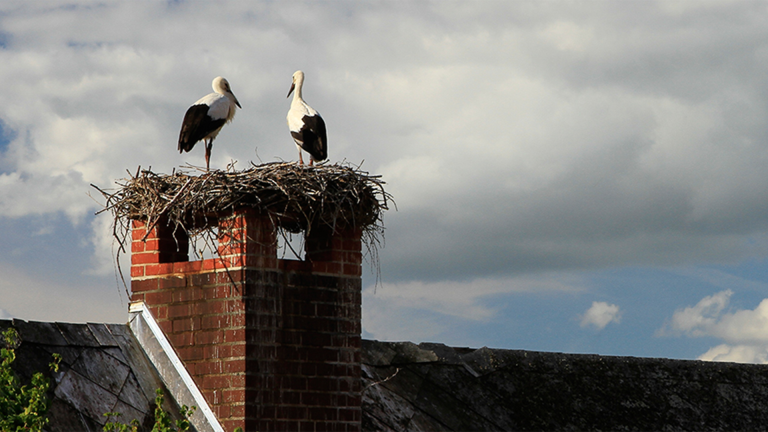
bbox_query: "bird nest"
[92,162,392,279]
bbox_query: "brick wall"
[130,208,362,431]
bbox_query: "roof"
[361,340,768,431]
[0,319,183,432]
[8,318,768,431]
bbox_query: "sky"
[2,1,768,364]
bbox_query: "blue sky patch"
[0,119,16,154]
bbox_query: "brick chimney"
[130,208,362,431]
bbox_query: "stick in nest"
[92,161,393,289]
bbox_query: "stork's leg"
[298,151,304,166]
[309,158,314,167]
[205,140,213,171]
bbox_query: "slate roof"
[361,340,768,431]
[0,319,183,432]
[8,318,768,431]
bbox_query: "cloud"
[579,301,621,330]
[0,262,125,324]
[698,344,768,364]
[662,290,768,363]
[363,273,586,342]
[664,290,734,337]
[1,2,768,277]
[0,308,13,319]
[1,1,768,344]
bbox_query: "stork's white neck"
[292,79,304,102]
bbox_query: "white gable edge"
[128,301,225,432]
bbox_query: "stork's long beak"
[287,82,295,98]
[232,92,242,108]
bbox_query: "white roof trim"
[129,301,225,432]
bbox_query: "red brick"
[177,346,204,361]
[202,374,231,389]
[224,329,245,343]
[131,228,147,241]
[203,344,232,360]
[226,300,246,313]
[144,238,160,251]
[229,403,245,418]
[195,330,223,345]
[172,287,202,303]
[168,332,193,347]
[225,255,246,268]
[223,359,246,373]
[153,305,168,320]
[195,361,222,375]
[130,266,144,278]
[130,278,158,292]
[131,241,145,253]
[220,419,245,431]
[214,404,231,420]
[202,258,222,271]
[222,389,245,404]
[343,263,362,277]
[167,304,191,319]
[143,263,161,276]
[229,373,246,388]
[201,314,229,330]
[144,290,172,305]
[158,276,186,289]
[156,319,172,334]
[174,261,202,273]
[194,300,226,315]
[230,343,246,357]
[171,318,192,333]
[131,252,159,265]
[202,285,229,300]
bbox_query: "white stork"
[287,70,327,166]
[178,76,241,171]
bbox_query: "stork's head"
[213,76,241,108]
[287,70,305,98]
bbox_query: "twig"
[364,368,401,392]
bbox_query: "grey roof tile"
[87,322,119,346]
[362,365,417,431]
[13,319,68,345]
[5,320,180,430]
[10,343,55,382]
[111,399,151,430]
[100,345,130,365]
[56,322,100,347]
[107,323,167,405]
[362,341,768,431]
[43,345,82,367]
[47,398,101,432]
[117,371,152,414]
[71,348,131,395]
[54,369,118,426]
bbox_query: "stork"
[287,70,327,166]
[178,76,241,171]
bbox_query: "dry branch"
[92,162,392,283]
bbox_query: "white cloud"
[663,290,768,364]
[698,344,768,364]
[666,290,733,337]
[1,1,768,342]
[579,301,621,330]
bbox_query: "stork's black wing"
[292,114,327,161]
[178,105,226,153]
